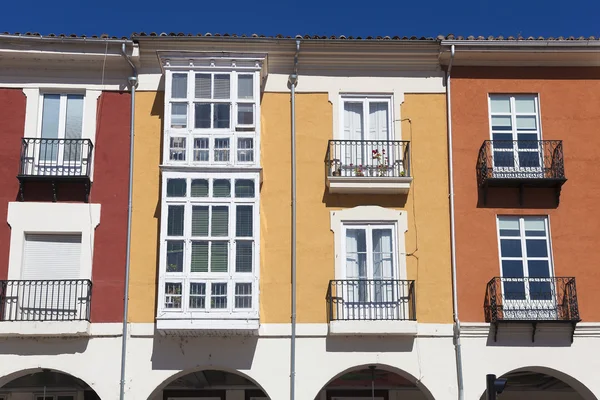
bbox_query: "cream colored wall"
[128,91,163,322]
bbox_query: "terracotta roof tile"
[1,32,129,40]
[130,32,437,40]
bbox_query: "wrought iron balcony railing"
[19,138,94,178]
[0,280,92,322]
[326,140,411,178]
[326,279,416,322]
[477,140,565,185]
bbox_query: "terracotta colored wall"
[89,91,131,322]
[0,89,26,280]
[451,67,600,322]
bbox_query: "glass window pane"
[194,103,211,128]
[235,179,255,198]
[235,282,252,308]
[524,218,546,236]
[345,228,367,279]
[211,282,228,308]
[211,244,228,273]
[169,137,186,161]
[528,260,551,277]
[526,240,548,257]
[214,74,230,99]
[516,116,537,130]
[238,75,254,99]
[504,280,526,301]
[214,138,230,162]
[195,74,211,98]
[164,282,182,309]
[529,280,552,301]
[171,73,188,99]
[502,260,524,277]
[498,217,520,236]
[236,241,253,272]
[192,206,209,236]
[214,104,230,128]
[372,229,393,279]
[167,205,184,236]
[191,241,209,272]
[213,179,231,197]
[191,179,209,197]
[500,239,522,257]
[237,103,254,125]
[493,152,514,168]
[211,206,229,236]
[237,138,254,162]
[236,205,253,237]
[515,97,536,113]
[41,94,60,139]
[518,152,540,168]
[492,133,513,146]
[189,282,206,308]
[193,137,209,161]
[166,179,186,197]
[490,96,511,113]
[166,240,184,272]
[491,115,512,131]
[171,103,187,128]
[65,95,84,139]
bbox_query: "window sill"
[328,320,417,336]
[327,176,412,195]
[156,315,259,335]
[0,321,91,337]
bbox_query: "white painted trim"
[156,318,259,332]
[330,206,408,280]
[327,176,412,194]
[7,202,101,280]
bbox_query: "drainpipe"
[446,44,464,400]
[288,39,300,400]
[119,43,138,400]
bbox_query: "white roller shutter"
[22,233,82,280]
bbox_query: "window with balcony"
[158,173,259,324]
[164,70,259,166]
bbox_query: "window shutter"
[211,242,228,272]
[171,74,188,99]
[235,241,253,272]
[368,102,389,140]
[22,234,82,280]
[191,241,209,272]
[238,75,254,100]
[211,206,229,236]
[195,74,211,98]
[192,206,209,236]
[213,74,230,99]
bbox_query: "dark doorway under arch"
[0,370,100,400]
[161,370,269,400]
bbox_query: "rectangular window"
[489,94,542,174]
[497,216,554,306]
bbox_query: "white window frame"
[495,215,556,304]
[341,223,397,280]
[36,92,86,140]
[157,171,260,320]
[339,94,394,140]
[331,206,407,280]
[163,67,262,168]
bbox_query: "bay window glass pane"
[237,138,254,162]
[169,137,186,161]
[211,282,228,308]
[191,241,208,272]
[235,179,255,198]
[167,205,184,236]
[236,205,253,237]
[515,97,536,113]
[166,240,184,272]
[238,75,253,99]
[194,103,211,128]
[236,241,253,272]
[192,206,209,236]
[193,138,209,161]
[490,96,511,113]
[166,179,186,197]
[211,243,228,273]
[214,104,230,128]
[189,282,206,308]
[235,282,252,308]
[191,179,208,197]
[164,282,182,309]
[214,75,230,99]
[214,138,230,162]
[171,103,187,128]
[237,103,254,125]
[195,74,211,99]
[213,179,231,197]
[211,206,229,236]
[171,73,188,99]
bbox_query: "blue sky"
[1,0,599,39]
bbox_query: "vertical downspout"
[120,43,138,400]
[288,39,300,400]
[446,44,464,400]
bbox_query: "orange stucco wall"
[451,67,600,322]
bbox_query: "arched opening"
[480,367,597,400]
[152,369,270,400]
[314,365,433,400]
[0,369,100,400]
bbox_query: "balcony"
[485,277,580,342]
[326,279,417,335]
[325,140,412,194]
[17,138,94,202]
[0,279,92,336]
[477,140,566,206]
